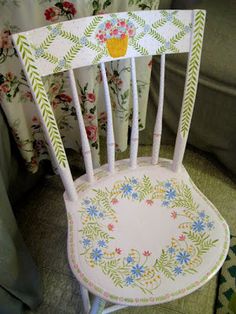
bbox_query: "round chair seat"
[65,158,229,306]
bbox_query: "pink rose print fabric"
[0,0,159,172]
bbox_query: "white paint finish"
[100,62,115,173]
[152,53,165,165]
[15,10,194,76]
[80,285,91,313]
[130,57,139,169]
[68,69,94,182]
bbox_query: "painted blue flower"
[144,24,151,33]
[162,200,170,207]
[174,266,183,275]
[111,18,117,25]
[98,23,105,30]
[82,238,91,248]
[131,177,138,185]
[121,184,133,195]
[165,188,176,200]
[198,211,206,219]
[83,198,90,205]
[132,192,138,200]
[35,48,44,58]
[51,27,60,36]
[192,220,205,233]
[166,13,173,22]
[184,25,191,33]
[98,212,104,218]
[176,251,190,265]
[207,221,214,230]
[91,248,103,262]
[164,182,172,188]
[125,276,134,285]
[126,256,134,264]
[168,247,175,254]
[58,59,66,67]
[80,36,87,45]
[131,264,145,278]
[86,205,98,217]
[98,240,107,248]
[165,41,171,49]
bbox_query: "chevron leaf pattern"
[16,35,67,168]
[180,10,205,137]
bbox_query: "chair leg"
[80,284,91,313]
[90,296,106,314]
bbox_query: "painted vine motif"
[79,175,218,294]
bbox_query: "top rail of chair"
[12,10,205,77]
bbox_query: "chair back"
[13,10,206,201]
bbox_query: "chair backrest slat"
[130,57,139,169]
[68,69,94,182]
[100,62,115,173]
[13,34,78,201]
[172,10,206,172]
[152,54,165,165]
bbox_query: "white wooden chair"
[13,10,230,314]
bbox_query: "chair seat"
[65,157,230,306]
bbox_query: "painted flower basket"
[96,18,136,58]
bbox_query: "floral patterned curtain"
[0,0,159,172]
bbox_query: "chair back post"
[100,62,115,173]
[68,69,94,182]
[130,57,139,169]
[172,10,206,172]
[13,35,78,201]
[152,53,165,165]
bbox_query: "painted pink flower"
[112,29,118,36]
[128,28,135,37]
[84,113,95,122]
[115,248,122,255]
[143,250,152,256]
[105,22,112,29]
[179,234,186,241]
[0,30,12,49]
[111,198,118,205]
[87,92,96,103]
[108,223,114,231]
[146,199,153,206]
[44,6,61,21]
[85,125,97,141]
[171,211,177,219]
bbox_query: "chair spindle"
[68,69,94,182]
[100,62,115,173]
[152,54,166,165]
[130,57,139,169]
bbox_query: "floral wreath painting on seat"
[95,18,136,58]
[78,175,219,294]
